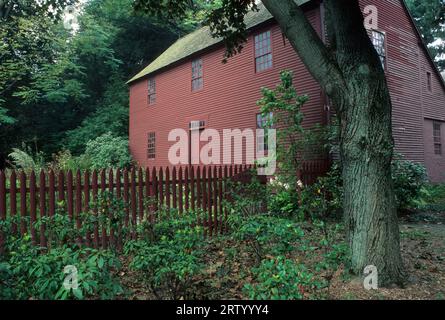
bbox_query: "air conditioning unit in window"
[189,120,205,130]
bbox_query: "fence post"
[201,167,207,233]
[190,167,195,212]
[123,169,130,237]
[195,167,201,222]
[92,170,99,248]
[158,168,164,210]
[213,166,218,235]
[138,168,144,222]
[218,166,223,234]
[83,170,90,247]
[10,171,17,235]
[172,167,177,209]
[165,167,171,211]
[75,170,82,246]
[130,168,137,239]
[116,168,122,250]
[178,167,183,215]
[207,166,212,236]
[0,171,6,254]
[100,169,108,247]
[19,171,27,236]
[39,170,47,249]
[67,170,73,220]
[185,167,190,213]
[49,170,56,218]
[109,169,115,247]
[151,167,158,221]
[29,171,37,245]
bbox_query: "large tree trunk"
[339,76,405,286]
[262,0,406,286]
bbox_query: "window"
[255,31,273,72]
[147,132,156,159]
[434,121,442,155]
[256,113,273,153]
[148,78,156,105]
[371,30,386,69]
[192,58,203,91]
[427,72,432,92]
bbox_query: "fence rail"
[0,160,329,253]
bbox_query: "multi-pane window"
[147,132,156,159]
[434,121,442,155]
[256,113,273,153]
[192,58,203,91]
[148,78,156,105]
[427,72,432,92]
[371,30,386,69]
[255,31,273,72]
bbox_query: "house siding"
[129,7,325,168]
[129,0,445,182]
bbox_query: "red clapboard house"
[128,0,445,182]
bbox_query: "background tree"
[0,0,190,165]
[406,0,445,71]
[134,0,407,286]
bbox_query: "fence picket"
[30,171,37,245]
[40,170,47,248]
[100,169,107,248]
[130,168,137,239]
[178,167,183,215]
[138,168,144,222]
[207,166,212,236]
[165,167,171,211]
[185,167,190,213]
[75,170,82,245]
[0,162,328,249]
[10,171,17,234]
[109,169,115,247]
[172,167,177,209]
[20,171,27,236]
[92,170,99,248]
[84,171,90,247]
[0,171,6,253]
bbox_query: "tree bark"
[262,0,406,286]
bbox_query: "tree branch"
[261,0,346,100]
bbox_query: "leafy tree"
[135,0,406,286]
[406,0,445,71]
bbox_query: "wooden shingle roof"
[127,1,310,83]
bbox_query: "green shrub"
[268,189,299,217]
[392,159,428,210]
[0,235,123,300]
[299,163,343,220]
[126,209,204,299]
[243,256,319,300]
[225,171,269,217]
[411,183,445,211]
[85,132,132,169]
[230,214,305,261]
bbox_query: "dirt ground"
[328,211,445,300]
[120,211,445,300]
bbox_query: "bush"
[299,163,343,220]
[229,213,305,261]
[49,150,92,171]
[243,256,319,300]
[85,132,132,169]
[0,235,123,300]
[126,209,204,299]
[268,188,300,217]
[392,159,428,210]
